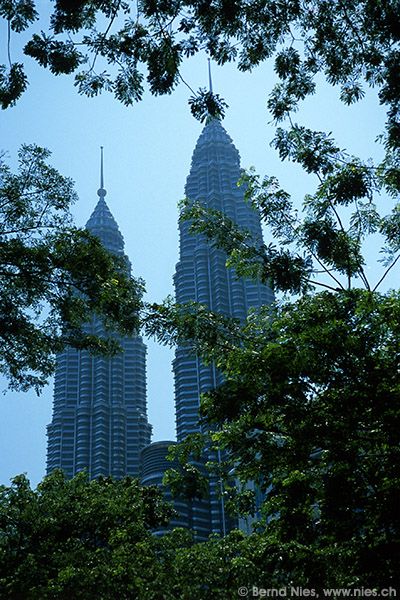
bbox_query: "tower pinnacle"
[97,146,107,198]
[208,58,213,94]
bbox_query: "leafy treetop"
[0,144,144,392]
[1,1,398,297]
[0,470,175,599]
[0,1,398,142]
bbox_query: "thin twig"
[307,279,342,292]
[311,253,346,290]
[178,73,196,95]
[89,10,119,73]
[373,253,400,291]
[1,224,61,235]
[7,20,12,67]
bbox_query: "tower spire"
[208,58,213,94]
[97,146,107,198]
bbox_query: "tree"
[0,144,144,392]
[132,0,400,579]
[1,2,399,134]
[0,470,282,599]
[145,290,400,587]
[0,470,177,599]
[4,469,376,598]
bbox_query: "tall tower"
[173,118,274,537]
[47,150,151,479]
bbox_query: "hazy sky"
[0,14,388,487]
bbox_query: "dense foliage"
[0,145,144,391]
[0,471,306,599]
[0,1,399,132]
[0,471,175,599]
[146,290,400,587]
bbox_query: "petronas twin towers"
[47,165,151,479]
[47,118,273,538]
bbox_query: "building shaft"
[173,119,274,537]
[47,175,151,479]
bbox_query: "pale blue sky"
[0,15,388,486]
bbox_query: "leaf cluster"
[143,295,243,361]
[25,34,84,75]
[0,0,37,33]
[0,471,175,599]
[0,1,398,139]
[0,145,145,391]
[0,63,27,109]
[179,142,399,295]
[146,289,400,585]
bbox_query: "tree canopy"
[0,144,144,391]
[2,1,399,295]
[1,1,399,137]
[146,289,400,586]
[0,470,304,599]
[0,471,175,599]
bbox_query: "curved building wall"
[47,194,151,479]
[141,441,188,534]
[173,119,274,537]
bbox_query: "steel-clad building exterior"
[46,169,151,478]
[171,118,274,538]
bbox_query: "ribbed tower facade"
[47,158,151,479]
[173,118,274,537]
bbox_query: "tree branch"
[307,278,342,292]
[89,10,119,73]
[373,253,400,291]
[7,20,12,67]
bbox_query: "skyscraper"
[172,118,274,537]
[46,152,151,479]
